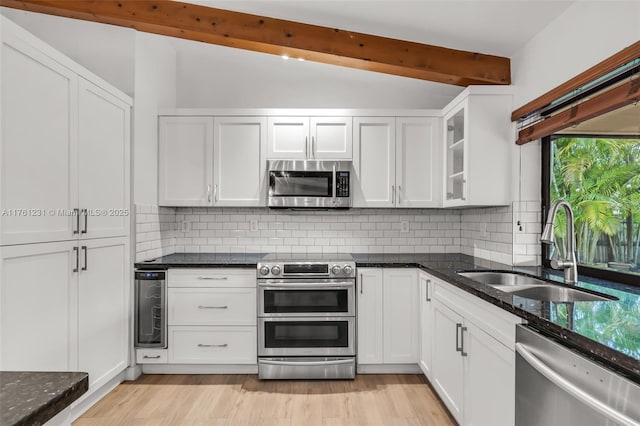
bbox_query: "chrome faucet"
[540,199,578,285]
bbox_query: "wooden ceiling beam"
[0,0,511,86]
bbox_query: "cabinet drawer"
[136,348,167,364]
[168,326,257,364]
[168,268,255,288]
[168,288,256,326]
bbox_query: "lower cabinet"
[357,268,418,368]
[152,268,257,366]
[430,278,520,426]
[0,238,129,390]
[418,271,435,379]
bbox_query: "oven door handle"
[259,281,354,288]
[260,359,354,367]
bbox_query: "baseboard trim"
[357,364,421,374]
[44,372,125,426]
[124,365,143,381]
[142,364,258,374]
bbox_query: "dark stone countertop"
[135,252,640,384]
[0,371,88,426]
[135,252,266,269]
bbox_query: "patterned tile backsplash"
[135,202,543,266]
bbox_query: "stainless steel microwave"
[267,160,351,208]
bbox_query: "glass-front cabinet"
[445,103,467,203]
[441,88,513,207]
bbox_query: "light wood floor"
[74,374,456,426]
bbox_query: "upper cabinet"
[267,116,352,160]
[442,88,513,207]
[353,116,440,208]
[1,21,131,245]
[213,116,267,207]
[158,115,266,207]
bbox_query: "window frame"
[541,135,640,287]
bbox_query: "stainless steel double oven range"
[257,254,356,379]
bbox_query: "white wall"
[511,1,640,110]
[133,33,177,205]
[0,8,136,96]
[174,39,463,109]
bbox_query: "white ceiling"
[182,0,575,57]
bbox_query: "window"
[542,106,640,285]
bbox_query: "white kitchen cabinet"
[0,241,77,372]
[158,116,214,207]
[431,279,522,426]
[78,78,130,239]
[357,268,418,368]
[353,117,440,208]
[267,116,352,160]
[213,116,267,206]
[396,117,441,207]
[78,237,128,390]
[352,117,396,207]
[432,296,465,424]
[418,271,435,379]
[0,237,129,391]
[382,268,419,363]
[442,88,513,207]
[0,23,131,244]
[164,268,258,366]
[463,321,515,426]
[356,268,384,364]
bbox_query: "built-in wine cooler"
[134,270,167,348]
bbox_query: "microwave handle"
[332,164,337,198]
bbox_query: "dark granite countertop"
[135,252,640,384]
[135,252,266,269]
[0,371,88,426]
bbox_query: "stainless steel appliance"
[257,253,356,379]
[134,270,167,348]
[515,325,640,426]
[267,160,351,208]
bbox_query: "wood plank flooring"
[74,374,456,426]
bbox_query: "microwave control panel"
[336,172,350,197]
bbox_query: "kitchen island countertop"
[0,371,88,426]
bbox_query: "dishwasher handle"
[515,343,640,426]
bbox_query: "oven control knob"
[271,265,281,275]
[343,265,353,275]
[259,265,270,276]
[331,264,342,275]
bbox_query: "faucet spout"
[541,200,578,285]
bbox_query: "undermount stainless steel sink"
[457,271,548,286]
[457,270,617,302]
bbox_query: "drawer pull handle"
[197,277,228,280]
[198,343,228,348]
[143,355,161,359]
[198,305,228,309]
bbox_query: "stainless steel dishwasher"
[515,325,640,426]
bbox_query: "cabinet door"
[419,272,434,379]
[267,116,309,159]
[78,237,128,390]
[78,78,131,238]
[356,269,384,365]
[213,116,267,206]
[396,117,440,207]
[463,322,515,426]
[432,298,464,424]
[382,269,419,363]
[443,101,468,206]
[0,241,78,371]
[310,117,352,159]
[1,31,78,244]
[158,116,213,206]
[352,117,396,207]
